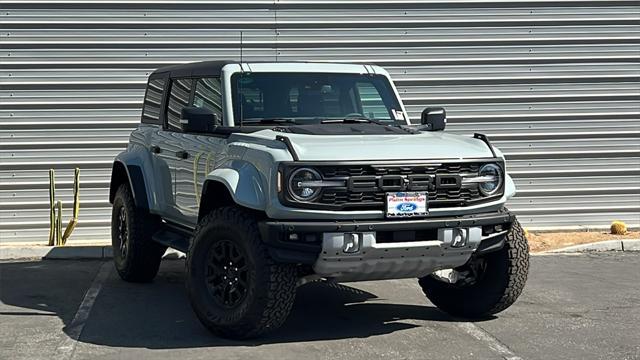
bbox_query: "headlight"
[288,167,322,201]
[478,163,503,196]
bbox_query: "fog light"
[342,233,361,253]
[288,233,299,241]
[451,228,468,248]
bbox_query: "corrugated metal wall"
[1,0,639,243]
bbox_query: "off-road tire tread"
[419,218,529,318]
[489,220,529,314]
[112,184,166,282]
[186,206,297,339]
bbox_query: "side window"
[166,78,193,131]
[192,77,223,126]
[141,78,166,124]
[356,82,390,119]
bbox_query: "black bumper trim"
[259,209,514,264]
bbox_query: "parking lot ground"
[1,252,639,360]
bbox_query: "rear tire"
[111,184,166,282]
[186,206,297,339]
[418,219,529,318]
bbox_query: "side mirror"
[420,107,447,131]
[180,106,217,133]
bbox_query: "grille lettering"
[347,174,449,192]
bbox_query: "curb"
[0,245,186,260]
[541,239,640,254]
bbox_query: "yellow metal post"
[48,169,56,246]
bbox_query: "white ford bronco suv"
[109,61,529,339]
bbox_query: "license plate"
[386,192,428,218]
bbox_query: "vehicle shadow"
[0,259,478,349]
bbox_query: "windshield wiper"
[321,117,386,126]
[241,118,298,125]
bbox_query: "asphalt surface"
[1,253,638,360]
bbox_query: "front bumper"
[259,209,514,281]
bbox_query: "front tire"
[186,206,297,339]
[419,219,529,318]
[111,184,166,282]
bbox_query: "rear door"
[141,74,177,220]
[163,77,197,226]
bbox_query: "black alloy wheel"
[116,206,129,258]
[186,206,298,339]
[205,239,250,308]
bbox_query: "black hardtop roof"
[151,60,237,78]
[149,60,370,79]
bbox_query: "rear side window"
[192,77,223,126]
[166,78,194,131]
[141,78,166,124]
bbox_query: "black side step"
[151,222,191,253]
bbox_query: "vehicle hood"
[242,129,498,161]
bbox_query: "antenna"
[238,31,244,127]
[240,31,243,63]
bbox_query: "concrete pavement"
[1,253,639,360]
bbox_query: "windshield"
[231,72,405,126]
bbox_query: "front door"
[164,76,226,227]
[177,133,226,226]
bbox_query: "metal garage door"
[1,0,639,243]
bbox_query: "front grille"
[313,162,496,210]
[319,163,479,177]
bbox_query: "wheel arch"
[198,180,236,222]
[198,163,269,221]
[109,160,149,210]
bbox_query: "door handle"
[176,150,189,159]
[150,145,161,154]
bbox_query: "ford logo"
[396,203,417,212]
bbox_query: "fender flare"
[109,151,154,210]
[109,161,150,209]
[200,160,268,213]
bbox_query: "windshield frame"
[229,72,406,127]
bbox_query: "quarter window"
[141,78,166,124]
[192,77,223,126]
[166,78,194,131]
